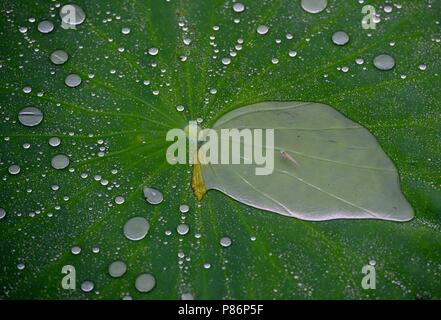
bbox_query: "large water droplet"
[123,217,149,241]
[115,196,125,205]
[108,260,127,278]
[51,154,70,170]
[49,137,61,147]
[177,224,189,235]
[179,204,190,213]
[60,4,86,26]
[71,246,81,255]
[233,3,245,13]
[65,74,82,88]
[221,57,231,65]
[8,164,21,175]
[181,292,195,300]
[143,187,163,205]
[37,21,54,33]
[220,237,232,248]
[256,25,269,35]
[301,0,327,14]
[18,107,43,127]
[373,54,395,70]
[50,50,69,65]
[148,47,159,56]
[135,273,156,293]
[80,281,94,292]
[332,31,349,46]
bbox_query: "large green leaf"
[0,0,440,299]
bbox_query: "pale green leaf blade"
[201,101,414,221]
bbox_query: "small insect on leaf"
[192,101,414,222]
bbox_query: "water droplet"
[18,107,43,127]
[384,5,393,13]
[0,208,6,220]
[373,54,395,70]
[65,74,82,88]
[181,292,194,300]
[203,263,211,269]
[220,236,232,248]
[288,50,297,58]
[81,281,94,292]
[301,0,327,14]
[37,21,54,34]
[250,236,256,241]
[271,58,279,64]
[256,25,269,35]
[17,263,25,270]
[135,273,156,293]
[179,204,190,213]
[332,31,349,46]
[23,86,32,94]
[50,50,69,65]
[148,47,159,56]
[8,164,21,175]
[51,154,70,170]
[369,259,376,266]
[355,57,365,65]
[121,27,131,35]
[176,105,185,112]
[143,187,163,205]
[92,246,100,253]
[49,137,61,147]
[115,196,125,205]
[233,3,245,13]
[60,4,86,26]
[419,64,427,71]
[183,38,192,45]
[221,57,231,65]
[71,246,81,255]
[108,260,127,278]
[19,26,28,34]
[123,217,149,241]
[177,224,189,235]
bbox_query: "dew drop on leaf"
[179,204,190,213]
[50,50,69,65]
[143,187,163,205]
[37,21,54,34]
[332,31,350,46]
[18,107,43,127]
[115,196,125,205]
[108,261,127,278]
[8,164,21,175]
[71,246,81,255]
[135,273,156,293]
[148,47,159,56]
[220,237,232,248]
[80,281,94,293]
[177,224,189,235]
[373,54,395,70]
[256,25,269,35]
[65,74,82,88]
[301,0,327,14]
[51,154,70,170]
[48,137,61,147]
[233,3,245,13]
[123,217,149,241]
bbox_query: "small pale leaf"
[199,101,414,221]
